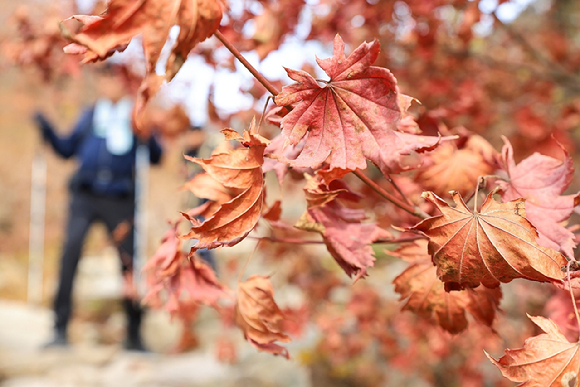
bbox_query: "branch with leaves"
[8,0,580,384]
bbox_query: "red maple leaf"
[274,34,443,175]
[295,175,390,280]
[497,138,580,258]
[64,0,225,77]
[63,0,226,130]
[143,222,228,318]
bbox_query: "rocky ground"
[0,250,312,387]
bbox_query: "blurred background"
[1,0,580,386]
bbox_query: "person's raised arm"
[33,109,92,159]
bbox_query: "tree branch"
[248,234,426,245]
[214,30,280,97]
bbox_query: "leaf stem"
[257,95,272,133]
[214,30,280,97]
[238,240,261,283]
[472,176,486,212]
[353,170,427,219]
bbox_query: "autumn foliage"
[7,0,580,385]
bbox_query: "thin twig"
[376,235,427,244]
[467,176,486,211]
[214,30,280,97]
[248,236,324,244]
[384,173,414,206]
[248,234,426,245]
[353,170,427,219]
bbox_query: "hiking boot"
[43,331,68,349]
[124,336,148,352]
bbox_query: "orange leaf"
[66,0,225,75]
[393,240,502,333]
[413,191,566,290]
[65,0,226,130]
[486,315,580,386]
[235,275,291,359]
[182,173,233,205]
[415,135,496,197]
[181,123,269,250]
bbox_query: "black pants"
[53,190,142,340]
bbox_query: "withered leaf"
[65,0,225,76]
[413,191,567,290]
[182,123,269,250]
[64,0,226,129]
[235,275,291,359]
[393,240,502,333]
[487,315,580,387]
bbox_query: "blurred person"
[33,63,163,351]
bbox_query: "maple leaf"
[486,315,580,386]
[181,123,269,250]
[302,173,361,208]
[298,204,389,281]
[262,133,306,185]
[415,134,496,197]
[275,34,444,174]
[546,289,580,342]
[295,175,389,280]
[393,240,502,333]
[182,172,234,220]
[143,222,228,317]
[497,138,580,258]
[182,173,233,206]
[235,275,291,359]
[413,191,567,290]
[64,0,226,129]
[65,0,225,75]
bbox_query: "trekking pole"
[133,143,150,297]
[28,146,47,304]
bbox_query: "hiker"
[33,63,162,351]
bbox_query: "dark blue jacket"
[36,107,162,198]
